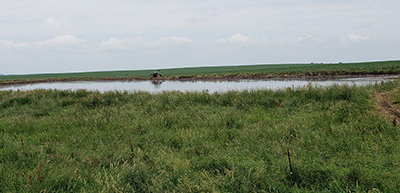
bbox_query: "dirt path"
[373,91,400,119]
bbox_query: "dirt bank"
[374,90,400,119]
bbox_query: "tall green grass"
[1,82,400,192]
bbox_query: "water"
[0,76,396,93]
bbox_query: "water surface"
[0,76,396,93]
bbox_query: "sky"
[0,0,399,74]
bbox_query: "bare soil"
[373,90,400,119]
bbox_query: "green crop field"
[1,80,400,192]
[1,60,400,83]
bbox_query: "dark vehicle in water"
[149,70,163,79]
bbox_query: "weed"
[0,81,399,192]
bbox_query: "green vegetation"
[1,81,400,192]
[1,60,400,83]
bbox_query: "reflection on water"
[151,80,163,89]
[0,76,397,93]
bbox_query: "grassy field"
[1,81,400,192]
[1,60,400,83]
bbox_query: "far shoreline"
[1,60,399,86]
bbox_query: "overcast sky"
[1,0,399,74]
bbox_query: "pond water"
[0,76,397,93]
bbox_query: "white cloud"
[0,40,28,48]
[157,36,193,45]
[216,34,251,44]
[274,35,325,44]
[101,36,193,49]
[347,34,370,41]
[341,34,370,42]
[215,34,327,45]
[0,34,86,50]
[295,35,313,42]
[101,38,126,49]
[38,34,86,48]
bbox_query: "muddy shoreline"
[0,73,398,87]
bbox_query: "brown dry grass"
[373,90,400,119]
